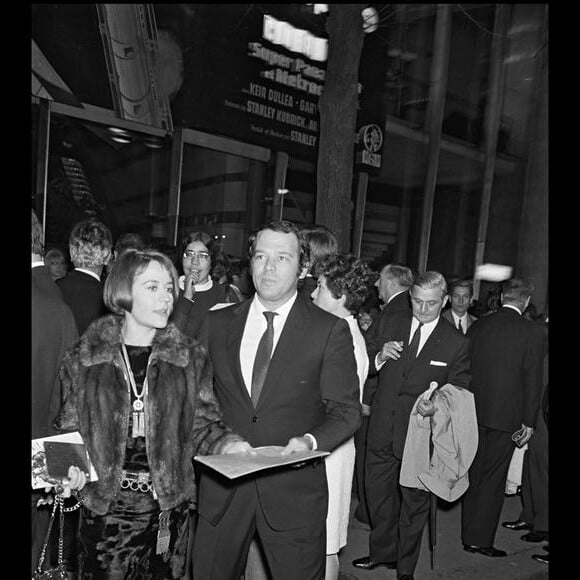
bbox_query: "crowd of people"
[31,210,548,580]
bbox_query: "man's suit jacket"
[442,308,477,333]
[362,290,411,404]
[197,294,361,530]
[57,269,107,336]
[32,266,78,438]
[383,290,411,316]
[467,306,545,432]
[366,311,471,458]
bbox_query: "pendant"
[156,510,171,555]
[132,410,145,438]
[133,399,144,412]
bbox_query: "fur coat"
[54,314,243,515]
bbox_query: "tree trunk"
[316,4,364,251]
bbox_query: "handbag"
[32,495,68,580]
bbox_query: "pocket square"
[430,360,447,366]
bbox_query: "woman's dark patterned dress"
[78,345,192,579]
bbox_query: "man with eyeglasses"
[172,231,241,340]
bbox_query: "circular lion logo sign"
[360,124,383,153]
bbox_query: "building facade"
[31,4,548,310]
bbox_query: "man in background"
[442,278,477,334]
[31,209,78,576]
[354,263,413,524]
[461,278,546,557]
[57,218,112,335]
[374,263,413,315]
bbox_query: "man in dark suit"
[375,263,414,315]
[193,220,361,580]
[442,278,477,334]
[354,263,414,523]
[503,320,549,545]
[461,278,546,557]
[57,219,113,336]
[31,210,78,575]
[353,271,470,580]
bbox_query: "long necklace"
[121,343,150,438]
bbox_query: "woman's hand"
[46,465,87,498]
[184,271,200,300]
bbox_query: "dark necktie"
[251,311,277,405]
[407,322,424,361]
[458,318,464,334]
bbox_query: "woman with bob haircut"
[53,248,251,579]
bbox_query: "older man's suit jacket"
[383,290,411,316]
[197,294,361,531]
[362,291,411,404]
[366,311,471,458]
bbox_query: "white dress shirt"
[240,293,297,396]
[375,315,440,371]
[75,267,101,282]
[387,289,407,304]
[503,304,523,315]
[240,292,318,449]
[451,311,468,333]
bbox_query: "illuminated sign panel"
[166,4,386,160]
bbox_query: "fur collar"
[78,314,191,368]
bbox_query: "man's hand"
[280,436,311,456]
[517,424,534,447]
[416,398,436,417]
[221,441,256,455]
[361,403,372,417]
[377,340,404,365]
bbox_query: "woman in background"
[211,251,245,302]
[171,231,241,340]
[311,253,377,580]
[44,247,69,281]
[298,224,338,299]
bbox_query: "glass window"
[177,143,270,259]
[443,5,494,146]
[43,112,172,253]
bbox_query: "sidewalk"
[339,494,549,580]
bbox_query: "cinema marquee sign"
[172,6,378,160]
[220,13,327,155]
